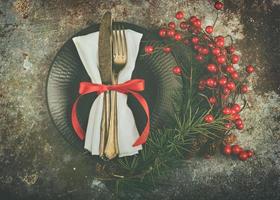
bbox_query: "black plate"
[46,22,183,150]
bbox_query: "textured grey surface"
[0,0,280,199]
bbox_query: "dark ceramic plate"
[46,22,182,150]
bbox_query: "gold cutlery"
[104,24,128,159]
[98,12,113,158]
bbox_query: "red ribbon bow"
[71,79,150,147]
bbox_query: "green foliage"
[97,40,227,198]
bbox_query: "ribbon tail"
[130,91,150,147]
[71,95,85,140]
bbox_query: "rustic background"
[0,0,279,199]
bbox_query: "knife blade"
[98,11,113,85]
[98,11,113,157]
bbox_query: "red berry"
[205,26,214,34]
[228,46,235,53]
[201,48,209,55]
[194,45,200,50]
[224,123,232,129]
[215,36,224,43]
[239,151,248,161]
[204,114,214,123]
[246,150,254,158]
[236,123,244,130]
[217,55,226,64]
[231,109,237,115]
[214,1,224,10]
[159,29,167,37]
[231,54,239,64]
[174,33,182,41]
[219,77,227,86]
[193,19,202,28]
[223,88,230,95]
[168,22,176,29]
[226,65,235,73]
[189,16,198,23]
[232,104,241,113]
[206,78,215,87]
[232,145,242,155]
[208,43,214,48]
[209,96,217,104]
[223,145,232,155]
[246,65,255,73]
[145,45,154,54]
[167,29,175,37]
[192,37,199,44]
[212,47,221,56]
[175,11,184,20]
[180,21,188,30]
[158,29,167,37]
[241,85,249,93]
[222,107,232,115]
[207,64,217,73]
[163,47,171,53]
[231,113,240,121]
[226,81,236,90]
[172,66,182,75]
[195,54,204,62]
[231,71,239,80]
[215,40,224,47]
[235,119,243,126]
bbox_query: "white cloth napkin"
[72,30,143,157]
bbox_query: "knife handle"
[99,92,110,157]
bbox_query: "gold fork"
[104,24,127,159]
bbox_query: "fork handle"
[104,75,119,159]
[113,90,119,155]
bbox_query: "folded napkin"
[72,30,143,157]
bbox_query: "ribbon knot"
[72,79,150,147]
[95,85,108,94]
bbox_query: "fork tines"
[112,23,127,64]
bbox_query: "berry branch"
[98,3,255,197]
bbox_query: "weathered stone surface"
[0,0,279,199]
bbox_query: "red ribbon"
[71,79,150,147]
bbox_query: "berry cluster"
[144,8,255,161]
[223,144,254,161]
[144,11,255,114]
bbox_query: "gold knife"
[98,12,113,158]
